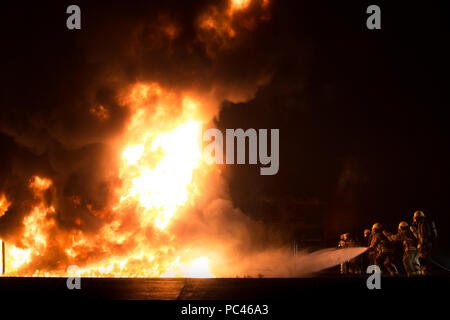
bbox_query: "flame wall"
[0,0,277,277]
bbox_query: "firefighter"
[364,229,371,243]
[368,223,398,276]
[384,221,420,276]
[362,228,374,270]
[410,210,436,275]
[338,234,348,274]
[345,233,361,274]
[337,233,361,275]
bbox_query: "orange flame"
[0,194,10,218]
[1,1,274,278]
[197,0,271,54]
[230,0,252,11]
[3,83,215,278]
[29,176,52,192]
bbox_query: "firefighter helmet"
[398,221,409,231]
[413,210,425,222]
[340,233,351,240]
[372,223,383,231]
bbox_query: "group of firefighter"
[338,210,438,276]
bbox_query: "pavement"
[0,275,449,300]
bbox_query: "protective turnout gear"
[398,221,409,231]
[384,222,420,276]
[338,234,347,274]
[338,234,346,247]
[372,223,383,231]
[411,211,434,275]
[369,227,398,276]
[346,234,361,274]
[413,210,425,222]
[338,233,361,274]
[362,229,374,270]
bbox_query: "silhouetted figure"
[368,223,398,276]
[384,221,420,276]
[410,211,437,275]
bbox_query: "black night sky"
[1,0,449,264]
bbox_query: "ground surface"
[1,276,448,318]
[0,275,449,300]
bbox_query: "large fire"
[0,0,272,278]
[1,82,215,278]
